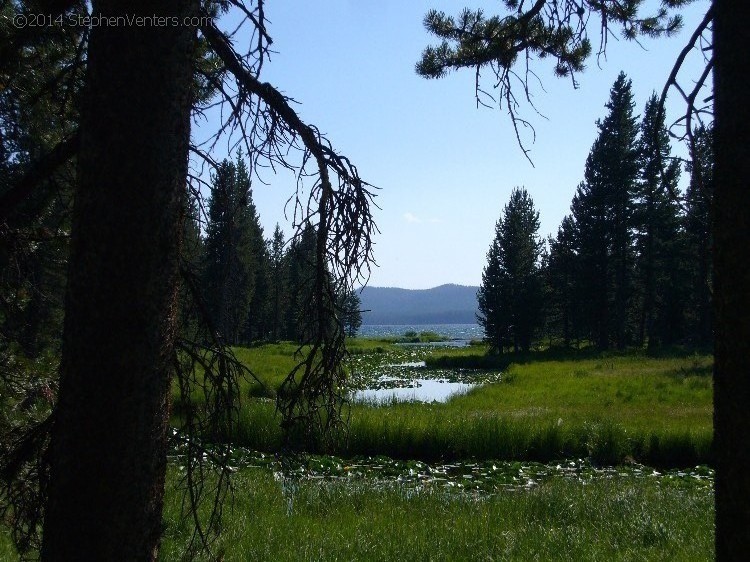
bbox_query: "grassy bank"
[158,466,713,561]
[208,341,713,467]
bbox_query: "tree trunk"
[41,1,195,559]
[713,1,750,558]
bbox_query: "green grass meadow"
[158,466,713,561]
[201,341,713,467]
[160,340,714,560]
[1,340,715,559]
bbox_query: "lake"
[358,323,483,343]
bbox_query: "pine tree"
[477,226,506,352]
[0,7,80,359]
[634,93,684,347]
[284,225,318,341]
[684,124,714,346]
[545,214,579,348]
[337,289,363,338]
[240,172,270,343]
[202,156,258,344]
[570,178,609,349]
[478,187,544,353]
[40,2,195,555]
[177,192,204,337]
[267,224,288,341]
[572,73,639,349]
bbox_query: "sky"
[197,0,712,290]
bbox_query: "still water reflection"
[352,376,475,404]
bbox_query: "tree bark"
[713,0,750,558]
[41,1,196,559]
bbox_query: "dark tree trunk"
[698,243,713,345]
[713,1,750,558]
[639,227,654,348]
[593,252,609,350]
[41,1,195,559]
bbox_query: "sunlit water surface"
[359,323,482,343]
[352,377,476,404]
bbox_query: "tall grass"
[342,406,711,466]
[0,462,713,561]
[158,466,714,561]
[210,343,712,467]
[0,529,17,561]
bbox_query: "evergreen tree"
[267,224,288,341]
[283,224,343,343]
[284,225,318,341]
[177,192,204,337]
[337,289,363,338]
[202,156,258,344]
[634,93,684,347]
[477,224,507,352]
[40,3,196,555]
[241,178,270,343]
[545,214,579,347]
[478,187,544,353]
[684,124,714,346]
[572,73,639,349]
[570,178,609,349]
[0,4,80,359]
[182,194,204,269]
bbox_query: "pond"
[351,376,475,404]
[348,356,500,404]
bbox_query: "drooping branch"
[202,21,342,188]
[199,13,378,453]
[200,16,378,285]
[197,1,379,455]
[170,261,268,557]
[417,0,697,159]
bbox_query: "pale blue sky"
[199,1,711,290]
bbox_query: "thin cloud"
[403,212,422,224]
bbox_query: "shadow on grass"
[425,344,713,371]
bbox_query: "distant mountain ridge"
[358,284,479,325]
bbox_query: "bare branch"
[658,6,714,133]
